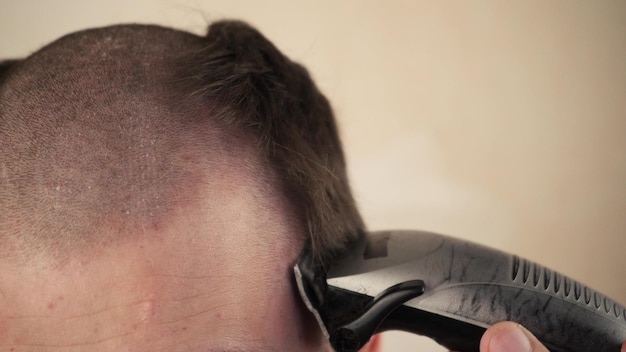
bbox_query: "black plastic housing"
[295,230,626,352]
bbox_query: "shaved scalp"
[0,22,363,265]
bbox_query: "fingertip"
[481,322,548,352]
[479,324,495,352]
[481,322,530,352]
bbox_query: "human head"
[0,21,371,351]
[0,20,364,266]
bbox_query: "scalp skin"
[0,25,342,352]
[0,25,257,262]
[0,22,364,266]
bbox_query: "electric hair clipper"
[294,230,626,352]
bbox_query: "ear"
[359,334,382,352]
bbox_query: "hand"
[480,321,626,352]
[479,322,547,352]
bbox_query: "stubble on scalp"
[0,21,365,267]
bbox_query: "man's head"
[0,22,371,351]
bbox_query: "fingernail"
[489,324,531,352]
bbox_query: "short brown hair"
[0,21,363,265]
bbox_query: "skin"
[0,148,324,351]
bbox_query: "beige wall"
[2,1,625,351]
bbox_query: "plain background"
[1,1,625,351]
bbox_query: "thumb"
[480,322,549,352]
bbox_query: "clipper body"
[294,230,626,352]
